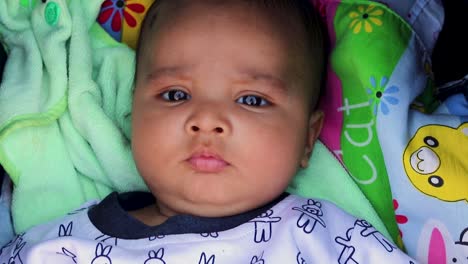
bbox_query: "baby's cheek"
[249,137,302,181]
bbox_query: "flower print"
[98,0,146,32]
[123,1,146,27]
[366,76,399,115]
[349,4,384,34]
[393,199,408,238]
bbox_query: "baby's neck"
[129,204,169,227]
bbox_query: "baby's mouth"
[187,153,229,173]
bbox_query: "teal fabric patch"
[45,2,60,26]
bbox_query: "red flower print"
[393,199,408,238]
[98,0,146,32]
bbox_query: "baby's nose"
[185,106,230,136]
[190,125,224,134]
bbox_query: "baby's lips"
[187,154,229,173]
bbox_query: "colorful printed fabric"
[373,0,444,54]
[97,0,155,49]
[313,0,467,263]
[316,0,417,244]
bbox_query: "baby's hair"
[135,0,328,111]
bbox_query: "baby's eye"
[236,95,270,107]
[160,89,191,102]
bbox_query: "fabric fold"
[0,0,147,233]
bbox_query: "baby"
[0,0,416,263]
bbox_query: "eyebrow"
[146,66,289,93]
[238,69,288,93]
[147,65,192,81]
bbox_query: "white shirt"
[0,193,417,263]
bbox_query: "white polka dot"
[463,127,468,136]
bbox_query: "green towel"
[0,0,389,240]
[0,0,147,233]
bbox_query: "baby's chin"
[158,194,273,218]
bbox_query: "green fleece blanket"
[0,0,388,240]
[0,0,147,233]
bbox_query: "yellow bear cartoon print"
[403,123,468,202]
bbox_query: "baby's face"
[132,1,322,217]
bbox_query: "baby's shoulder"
[10,199,98,243]
[0,199,100,263]
[277,194,390,243]
[276,195,413,262]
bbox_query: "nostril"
[191,126,200,132]
[215,127,224,133]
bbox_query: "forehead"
[139,1,312,84]
[144,0,308,53]
[152,0,300,25]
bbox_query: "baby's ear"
[300,111,324,168]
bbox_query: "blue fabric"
[0,174,14,247]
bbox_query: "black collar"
[88,192,288,239]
